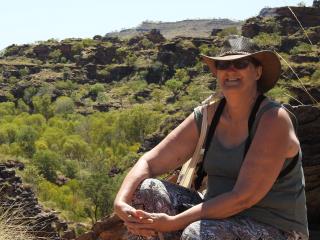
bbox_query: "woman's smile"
[224,78,241,87]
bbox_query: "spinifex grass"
[0,204,36,240]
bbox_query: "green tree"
[23,87,37,104]
[17,99,30,113]
[0,102,16,117]
[82,173,114,222]
[62,135,91,162]
[174,69,190,83]
[33,149,60,182]
[54,96,75,115]
[165,79,183,100]
[32,94,53,119]
[16,125,38,157]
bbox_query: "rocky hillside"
[105,19,242,39]
[0,3,319,240]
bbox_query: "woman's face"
[215,58,262,95]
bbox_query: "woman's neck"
[224,90,259,122]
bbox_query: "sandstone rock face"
[76,105,320,240]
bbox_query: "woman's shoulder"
[259,98,294,123]
[257,98,298,139]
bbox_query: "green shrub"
[17,99,30,113]
[32,94,53,119]
[54,96,75,115]
[55,80,77,90]
[311,69,320,82]
[96,92,109,103]
[165,79,183,99]
[253,32,282,47]
[217,26,240,38]
[0,102,16,116]
[290,42,314,55]
[89,83,105,95]
[140,38,154,49]
[23,87,37,104]
[49,49,62,62]
[199,44,219,56]
[97,67,110,77]
[16,125,38,157]
[33,149,60,182]
[178,39,195,49]
[174,69,190,83]
[62,135,91,162]
[19,67,30,77]
[8,76,19,84]
[125,53,138,66]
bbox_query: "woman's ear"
[201,58,217,76]
[256,66,262,81]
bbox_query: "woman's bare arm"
[114,112,200,205]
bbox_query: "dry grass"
[0,204,36,240]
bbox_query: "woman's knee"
[135,178,164,198]
[132,178,171,210]
[181,220,234,240]
[181,221,201,240]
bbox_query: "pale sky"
[0,0,314,50]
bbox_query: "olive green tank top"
[194,100,309,237]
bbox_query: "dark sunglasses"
[215,58,253,70]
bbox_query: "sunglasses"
[215,58,253,70]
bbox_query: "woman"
[114,35,308,240]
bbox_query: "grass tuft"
[0,203,36,240]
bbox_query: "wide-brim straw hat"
[200,35,281,93]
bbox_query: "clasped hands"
[116,202,179,237]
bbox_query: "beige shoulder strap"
[177,104,208,188]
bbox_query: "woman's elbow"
[231,190,259,210]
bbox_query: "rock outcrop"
[242,6,320,38]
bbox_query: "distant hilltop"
[105,19,242,39]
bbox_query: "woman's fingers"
[126,209,154,223]
[135,209,152,218]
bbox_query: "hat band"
[219,50,251,57]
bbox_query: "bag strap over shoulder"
[177,103,209,188]
[194,98,226,190]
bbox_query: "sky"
[0,0,314,51]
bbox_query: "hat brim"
[200,50,281,93]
